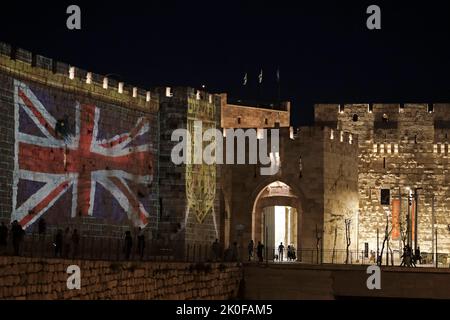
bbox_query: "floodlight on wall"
[69,66,75,80]
[86,72,92,84]
[103,77,108,89]
[257,128,264,140]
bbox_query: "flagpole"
[258,68,263,106]
[277,67,280,105]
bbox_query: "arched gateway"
[252,181,301,260]
[220,125,359,263]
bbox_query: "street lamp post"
[414,188,422,253]
[406,188,411,248]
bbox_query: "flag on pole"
[243,72,248,86]
[258,69,263,84]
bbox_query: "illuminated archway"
[251,181,302,260]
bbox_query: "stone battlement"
[315,103,450,128]
[0,42,159,113]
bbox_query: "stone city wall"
[0,256,242,300]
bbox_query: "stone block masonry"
[315,103,450,260]
[0,256,243,300]
[0,42,159,238]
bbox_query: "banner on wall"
[11,80,155,229]
[391,198,416,242]
[391,199,400,240]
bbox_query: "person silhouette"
[124,231,133,260]
[257,241,264,262]
[248,240,254,261]
[278,242,285,262]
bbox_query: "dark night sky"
[1,0,450,126]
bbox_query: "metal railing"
[245,247,450,268]
[2,235,448,268]
[0,233,226,263]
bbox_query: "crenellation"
[0,42,158,112]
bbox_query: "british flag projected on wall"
[12,80,154,229]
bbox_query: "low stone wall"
[0,256,243,300]
[244,263,450,300]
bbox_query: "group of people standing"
[123,227,146,260]
[0,220,25,255]
[247,240,265,262]
[247,240,297,262]
[53,227,80,258]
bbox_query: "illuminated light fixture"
[69,66,75,80]
[196,90,201,100]
[368,103,373,113]
[330,129,334,140]
[340,131,344,142]
[289,127,294,140]
[146,91,151,102]
[428,104,434,113]
[223,129,226,138]
[257,128,264,140]
[86,72,92,84]
[208,94,213,104]
[132,87,138,98]
[339,104,344,114]
[166,87,173,97]
[103,77,108,89]
[118,82,124,94]
[349,134,353,144]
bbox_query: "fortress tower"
[315,103,450,263]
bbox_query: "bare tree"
[378,215,393,266]
[315,224,322,264]
[332,226,337,264]
[345,219,351,264]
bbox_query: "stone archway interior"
[252,181,301,259]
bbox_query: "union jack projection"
[12,80,155,230]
